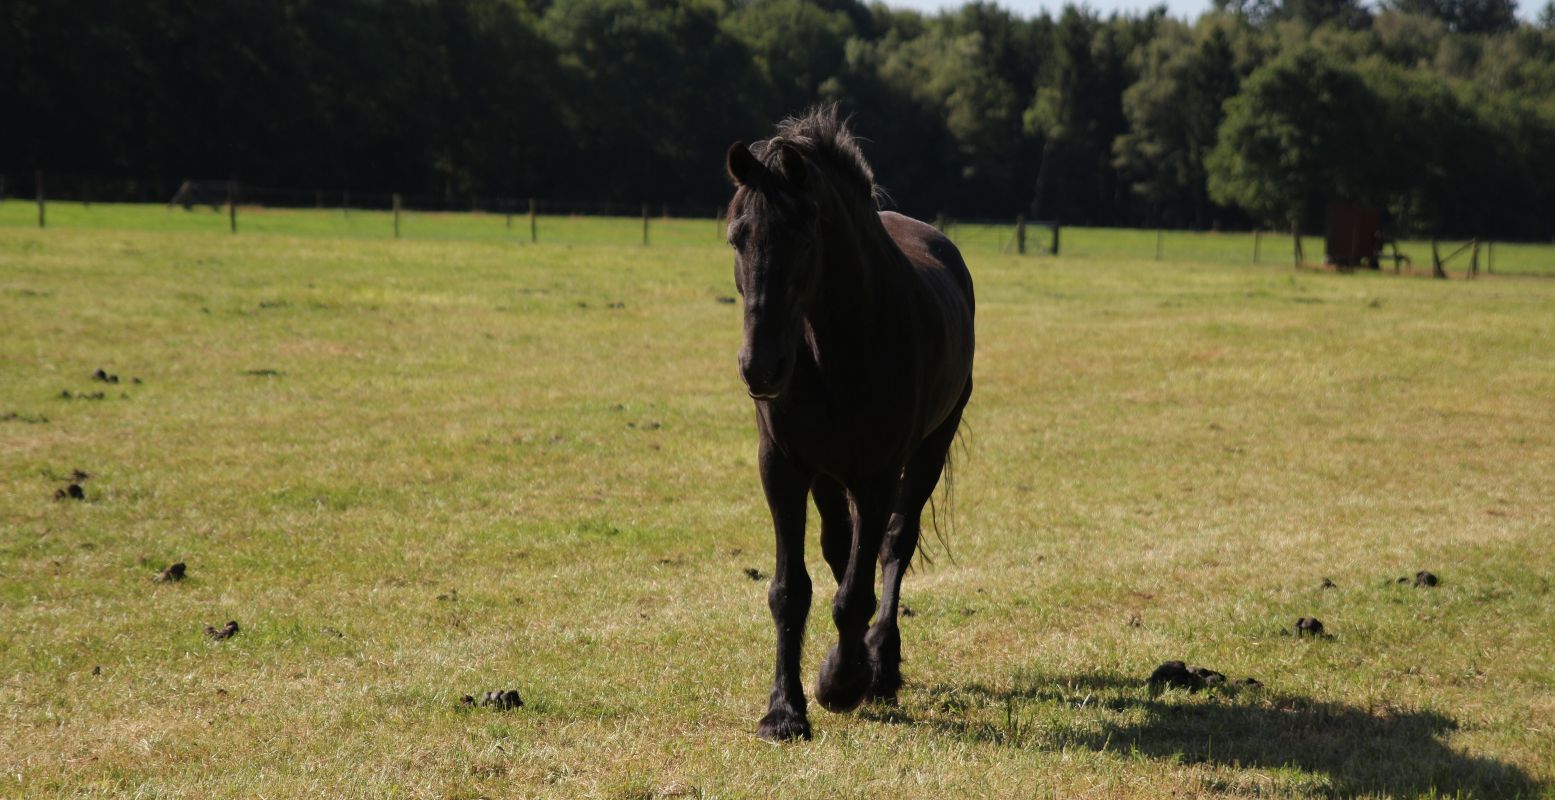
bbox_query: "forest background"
[5,0,1555,238]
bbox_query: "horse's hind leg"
[866,381,970,702]
[813,471,896,713]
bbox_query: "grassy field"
[2,210,1553,798]
[4,200,1552,276]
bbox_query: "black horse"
[724,109,975,741]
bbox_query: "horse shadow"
[864,671,1543,798]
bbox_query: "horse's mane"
[753,106,884,206]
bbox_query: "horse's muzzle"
[739,350,792,400]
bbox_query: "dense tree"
[1113,16,1255,227]
[819,26,964,210]
[1273,0,1373,29]
[1025,7,1159,223]
[723,0,856,114]
[1384,0,1518,32]
[3,0,1554,239]
[1208,45,1555,237]
[541,0,765,203]
[1206,47,1381,228]
[1371,11,1449,66]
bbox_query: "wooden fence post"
[1015,213,1026,255]
[1292,229,1302,267]
[1431,239,1444,279]
[227,179,237,234]
[1051,222,1060,256]
[529,198,537,243]
[933,212,945,232]
[393,193,402,239]
[1470,240,1479,277]
[35,169,45,229]
[642,203,650,246]
[1254,230,1261,264]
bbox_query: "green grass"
[7,200,1553,275]
[945,219,1555,278]
[2,213,1553,798]
[0,199,727,247]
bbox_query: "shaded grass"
[1,223,1553,798]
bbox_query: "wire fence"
[933,217,1555,278]
[4,172,1553,278]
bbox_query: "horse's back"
[879,211,974,309]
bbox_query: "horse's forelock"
[754,106,878,206]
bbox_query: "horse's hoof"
[815,645,874,713]
[866,667,902,704]
[863,628,902,702]
[756,708,812,742]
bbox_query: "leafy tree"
[1212,0,1281,25]
[1113,16,1253,227]
[1206,47,1381,228]
[867,6,1032,207]
[542,0,764,202]
[723,0,856,114]
[1272,0,1372,29]
[1357,58,1476,232]
[819,26,963,211]
[1025,7,1159,223]
[1383,0,1518,32]
[1371,10,1448,66]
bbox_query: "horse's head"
[725,140,819,400]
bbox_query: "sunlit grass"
[6,200,1552,277]
[1,221,1552,798]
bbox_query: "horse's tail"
[919,415,970,568]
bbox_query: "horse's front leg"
[756,437,814,742]
[815,473,897,713]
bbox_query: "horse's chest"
[759,385,917,477]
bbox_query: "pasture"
[4,201,1554,277]
[1,206,1553,798]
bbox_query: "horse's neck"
[804,187,902,362]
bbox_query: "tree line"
[4,0,1555,238]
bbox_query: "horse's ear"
[777,144,808,190]
[726,141,764,187]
